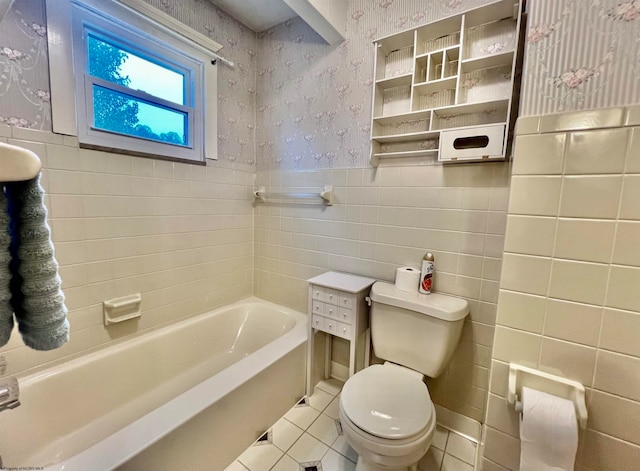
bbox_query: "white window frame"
[46,0,220,163]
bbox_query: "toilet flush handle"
[365,296,372,306]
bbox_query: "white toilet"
[338,281,469,471]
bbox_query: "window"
[47,0,220,163]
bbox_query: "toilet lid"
[341,364,433,440]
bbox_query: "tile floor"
[225,379,478,471]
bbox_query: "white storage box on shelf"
[370,0,525,165]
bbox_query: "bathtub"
[0,297,307,471]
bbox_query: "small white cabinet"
[370,0,524,165]
[306,272,375,395]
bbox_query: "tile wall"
[255,161,511,422]
[0,125,255,377]
[481,105,640,471]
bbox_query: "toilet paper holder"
[507,363,588,429]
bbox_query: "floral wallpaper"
[0,0,258,166]
[1,0,639,167]
[0,0,50,129]
[521,0,640,115]
[256,0,640,170]
[143,0,258,165]
[255,0,490,171]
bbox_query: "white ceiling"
[208,0,298,32]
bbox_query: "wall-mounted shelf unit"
[370,0,524,165]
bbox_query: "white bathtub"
[0,297,307,471]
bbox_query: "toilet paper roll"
[394,266,420,292]
[519,386,579,471]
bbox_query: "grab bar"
[253,185,334,206]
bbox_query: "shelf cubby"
[375,29,415,81]
[460,49,514,74]
[415,16,461,55]
[443,48,460,78]
[463,17,517,61]
[372,116,431,139]
[371,139,440,166]
[370,0,523,164]
[457,64,513,104]
[413,77,457,111]
[375,73,413,89]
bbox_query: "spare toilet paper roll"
[395,266,420,292]
[519,386,579,471]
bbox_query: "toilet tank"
[369,281,469,378]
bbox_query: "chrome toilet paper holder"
[507,363,588,429]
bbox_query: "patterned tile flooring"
[225,379,478,471]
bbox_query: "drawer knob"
[329,308,333,314]
[343,313,347,318]
[328,323,333,328]
[329,294,333,300]
[342,328,347,333]
[315,319,320,325]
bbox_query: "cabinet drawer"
[311,286,325,302]
[312,300,324,315]
[324,304,337,318]
[324,317,338,335]
[311,314,324,330]
[338,292,353,309]
[337,322,352,339]
[338,308,353,324]
[324,288,339,305]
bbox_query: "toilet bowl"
[339,363,436,471]
[337,281,469,471]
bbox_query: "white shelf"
[461,50,515,73]
[376,73,413,89]
[415,44,461,60]
[372,130,440,143]
[432,99,509,116]
[370,0,523,165]
[373,149,438,159]
[413,76,458,94]
[372,109,431,126]
[371,149,438,167]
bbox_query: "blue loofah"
[0,189,13,347]
[1,175,69,351]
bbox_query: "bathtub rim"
[36,296,307,471]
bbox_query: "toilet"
[338,281,469,471]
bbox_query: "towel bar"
[253,185,334,206]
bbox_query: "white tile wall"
[482,105,640,471]
[255,162,511,422]
[0,127,255,376]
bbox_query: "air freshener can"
[419,252,434,295]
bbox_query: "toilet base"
[339,399,435,471]
[354,456,419,471]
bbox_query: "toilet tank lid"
[370,281,469,321]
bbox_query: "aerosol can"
[419,252,434,295]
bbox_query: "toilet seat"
[340,363,434,440]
